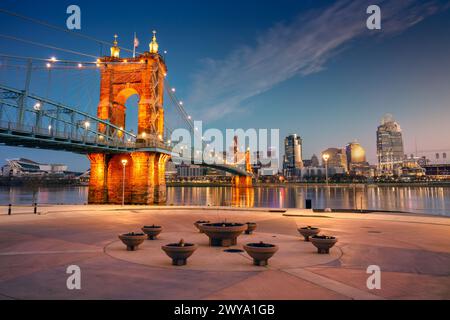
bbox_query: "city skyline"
[0,0,449,171]
[0,1,450,305]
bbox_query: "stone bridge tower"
[88,32,170,204]
[232,148,253,187]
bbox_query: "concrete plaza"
[0,205,449,300]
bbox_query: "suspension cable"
[163,78,210,154]
[0,7,136,54]
[0,34,99,59]
[165,85,193,131]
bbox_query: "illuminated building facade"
[345,142,366,166]
[283,134,303,178]
[88,32,171,204]
[321,148,348,172]
[345,142,372,177]
[423,164,450,180]
[377,114,405,176]
[1,158,68,177]
[400,156,426,178]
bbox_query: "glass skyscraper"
[283,134,303,177]
[376,114,405,175]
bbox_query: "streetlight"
[121,159,128,206]
[322,153,330,186]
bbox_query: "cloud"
[188,0,446,121]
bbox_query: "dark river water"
[0,185,449,216]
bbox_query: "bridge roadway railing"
[0,117,249,173]
[0,84,171,154]
[134,137,171,150]
[171,154,253,177]
[0,84,139,146]
[0,119,132,146]
[0,119,173,154]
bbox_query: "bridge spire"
[110,34,120,58]
[149,30,159,54]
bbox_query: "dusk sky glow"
[0,0,449,171]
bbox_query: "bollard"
[34,203,37,214]
[305,199,312,209]
[8,203,11,215]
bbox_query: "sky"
[0,0,449,171]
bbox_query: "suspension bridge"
[0,16,253,204]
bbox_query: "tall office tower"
[376,114,405,175]
[283,134,304,177]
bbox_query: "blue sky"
[0,0,449,171]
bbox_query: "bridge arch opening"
[124,95,139,137]
[115,87,140,106]
[113,87,141,137]
[112,87,140,136]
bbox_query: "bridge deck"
[0,122,171,155]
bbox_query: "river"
[0,185,449,216]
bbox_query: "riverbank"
[167,181,450,187]
[2,179,449,188]
[0,176,86,187]
[0,205,448,299]
[1,185,449,216]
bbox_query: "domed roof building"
[321,148,348,172]
[346,141,366,165]
[345,141,373,177]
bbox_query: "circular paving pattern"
[105,230,341,271]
